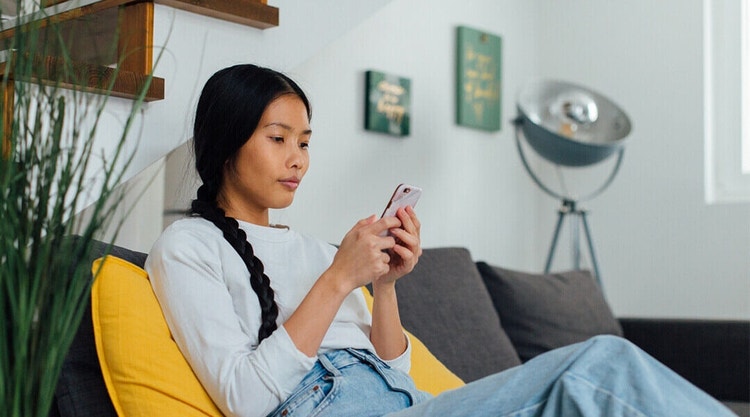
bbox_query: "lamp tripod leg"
[571,214,581,270]
[580,211,603,289]
[545,209,566,273]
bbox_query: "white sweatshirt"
[145,217,411,417]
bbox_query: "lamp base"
[545,199,603,290]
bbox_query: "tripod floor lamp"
[512,80,632,288]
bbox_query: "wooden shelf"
[0,0,278,97]
[0,0,134,42]
[154,0,278,29]
[0,0,278,39]
[0,0,277,146]
[0,54,165,101]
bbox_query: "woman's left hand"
[375,205,422,286]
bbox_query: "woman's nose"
[288,145,305,169]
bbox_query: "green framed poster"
[456,26,502,131]
[365,70,411,136]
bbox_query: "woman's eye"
[271,136,284,143]
[300,142,310,149]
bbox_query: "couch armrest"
[619,318,749,402]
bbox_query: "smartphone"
[379,183,422,236]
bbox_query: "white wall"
[96,0,394,251]
[533,0,749,320]
[116,0,749,320]
[284,0,750,320]
[97,0,396,197]
[279,0,543,272]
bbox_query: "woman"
[145,64,733,417]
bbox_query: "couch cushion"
[476,262,623,362]
[394,248,521,382]
[52,240,146,417]
[91,255,223,417]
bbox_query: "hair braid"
[191,184,279,342]
[188,64,310,344]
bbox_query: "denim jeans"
[269,336,735,417]
[267,348,431,417]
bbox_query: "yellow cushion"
[90,254,462,414]
[360,287,465,395]
[91,256,223,417]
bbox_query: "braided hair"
[190,64,311,342]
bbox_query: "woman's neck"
[217,198,269,227]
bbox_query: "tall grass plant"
[0,1,154,415]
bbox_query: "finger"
[377,235,398,252]
[389,227,418,249]
[355,215,378,228]
[389,244,417,270]
[394,207,420,237]
[404,206,421,232]
[406,206,422,233]
[396,207,417,234]
[379,251,392,270]
[391,210,420,241]
[389,243,411,261]
[370,216,402,235]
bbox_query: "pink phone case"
[381,184,422,218]
[379,184,422,236]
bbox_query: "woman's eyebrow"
[264,122,312,135]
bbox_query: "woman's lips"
[279,177,300,190]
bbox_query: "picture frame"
[364,70,411,136]
[456,26,503,131]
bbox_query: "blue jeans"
[267,348,431,417]
[269,336,735,417]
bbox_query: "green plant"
[0,2,155,416]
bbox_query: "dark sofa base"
[726,402,750,417]
[620,318,750,416]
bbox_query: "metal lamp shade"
[516,80,631,167]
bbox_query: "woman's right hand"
[328,215,402,291]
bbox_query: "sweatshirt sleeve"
[381,332,412,373]
[145,227,316,417]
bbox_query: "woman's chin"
[271,197,295,210]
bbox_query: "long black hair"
[190,64,311,343]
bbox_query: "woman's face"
[219,94,311,225]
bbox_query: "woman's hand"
[285,215,400,357]
[327,214,403,291]
[375,205,422,287]
[368,206,421,359]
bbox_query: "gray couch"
[49,243,749,416]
